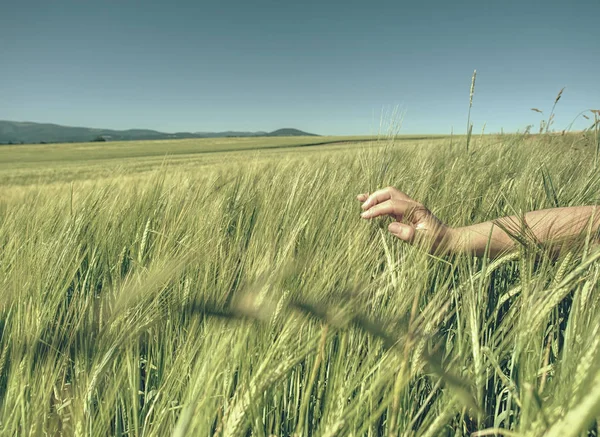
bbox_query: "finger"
[361,188,393,210]
[360,199,416,220]
[361,187,412,210]
[388,222,416,243]
[356,193,369,202]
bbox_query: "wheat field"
[1,132,600,436]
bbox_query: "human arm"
[358,187,600,258]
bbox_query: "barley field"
[1,132,600,436]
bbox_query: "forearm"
[445,206,600,258]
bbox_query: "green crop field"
[1,132,600,436]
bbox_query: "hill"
[0,120,318,144]
[267,128,319,137]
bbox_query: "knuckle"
[413,205,429,219]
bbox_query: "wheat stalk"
[466,69,477,153]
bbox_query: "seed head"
[554,87,565,104]
[469,70,477,107]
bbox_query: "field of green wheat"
[1,131,600,436]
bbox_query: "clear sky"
[1,0,598,135]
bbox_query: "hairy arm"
[445,206,600,258]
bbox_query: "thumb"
[388,222,415,243]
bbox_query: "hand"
[357,187,451,252]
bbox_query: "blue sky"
[1,0,598,135]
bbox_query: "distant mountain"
[0,121,318,144]
[267,128,319,137]
[193,130,269,137]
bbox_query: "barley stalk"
[466,69,477,153]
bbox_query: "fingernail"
[388,222,401,233]
[361,201,369,210]
[361,211,370,218]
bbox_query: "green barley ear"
[552,251,574,287]
[138,217,151,264]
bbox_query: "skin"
[357,187,600,259]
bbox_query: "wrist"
[434,226,460,255]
